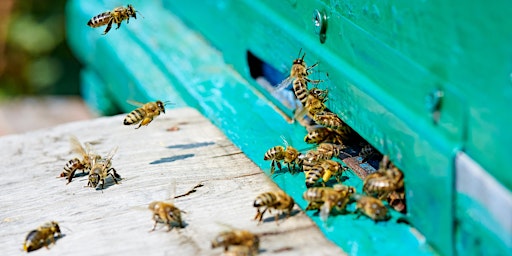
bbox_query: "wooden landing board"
[0,107,345,255]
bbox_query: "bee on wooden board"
[263,137,302,174]
[23,221,62,252]
[352,194,390,221]
[124,100,172,129]
[303,184,355,221]
[87,4,140,34]
[305,159,348,188]
[86,147,121,190]
[211,229,259,256]
[253,191,295,225]
[60,136,101,184]
[148,201,185,232]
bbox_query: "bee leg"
[270,161,275,174]
[103,19,113,34]
[137,117,153,128]
[166,223,173,232]
[149,221,158,232]
[277,162,282,172]
[274,212,280,225]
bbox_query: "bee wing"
[280,135,290,148]
[103,146,118,167]
[272,76,295,94]
[126,100,145,107]
[69,136,87,157]
[320,201,332,222]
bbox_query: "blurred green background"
[0,0,81,98]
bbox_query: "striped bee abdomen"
[124,108,146,125]
[87,12,112,27]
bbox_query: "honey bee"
[263,141,302,174]
[293,88,328,121]
[60,136,101,184]
[387,190,406,213]
[359,143,380,163]
[303,184,355,221]
[353,194,389,221]
[304,127,344,145]
[274,50,321,104]
[87,4,139,34]
[124,100,169,129]
[300,143,347,173]
[87,147,121,190]
[148,201,184,232]
[305,160,347,188]
[211,229,259,256]
[253,191,294,225]
[23,221,62,252]
[363,155,404,200]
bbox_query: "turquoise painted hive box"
[66,0,512,255]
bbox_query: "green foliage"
[0,0,81,96]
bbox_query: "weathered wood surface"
[0,107,345,255]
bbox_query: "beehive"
[66,0,512,255]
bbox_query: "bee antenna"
[297,48,303,59]
[136,10,145,19]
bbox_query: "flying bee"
[253,191,295,225]
[353,194,389,221]
[363,155,404,200]
[124,100,171,129]
[87,147,121,190]
[304,127,344,145]
[303,184,355,221]
[23,221,62,252]
[87,4,140,34]
[60,136,101,184]
[148,201,185,232]
[211,229,259,256]
[305,160,348,188]
[263,139,302,174]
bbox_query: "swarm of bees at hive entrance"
[23,221,62,252]
[59,136,121,191]
[262,50,407,222]
[87,4,141,34]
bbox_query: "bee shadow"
[166,141,215,150]
[324,176,350,187]
[260,209,301,224]
[271,166,302,177]
[149,154,195,165]
[94,176,123,191]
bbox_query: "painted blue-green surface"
[66,0,512,255]
[66,1,435,255]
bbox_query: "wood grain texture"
[0,107,345,255]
